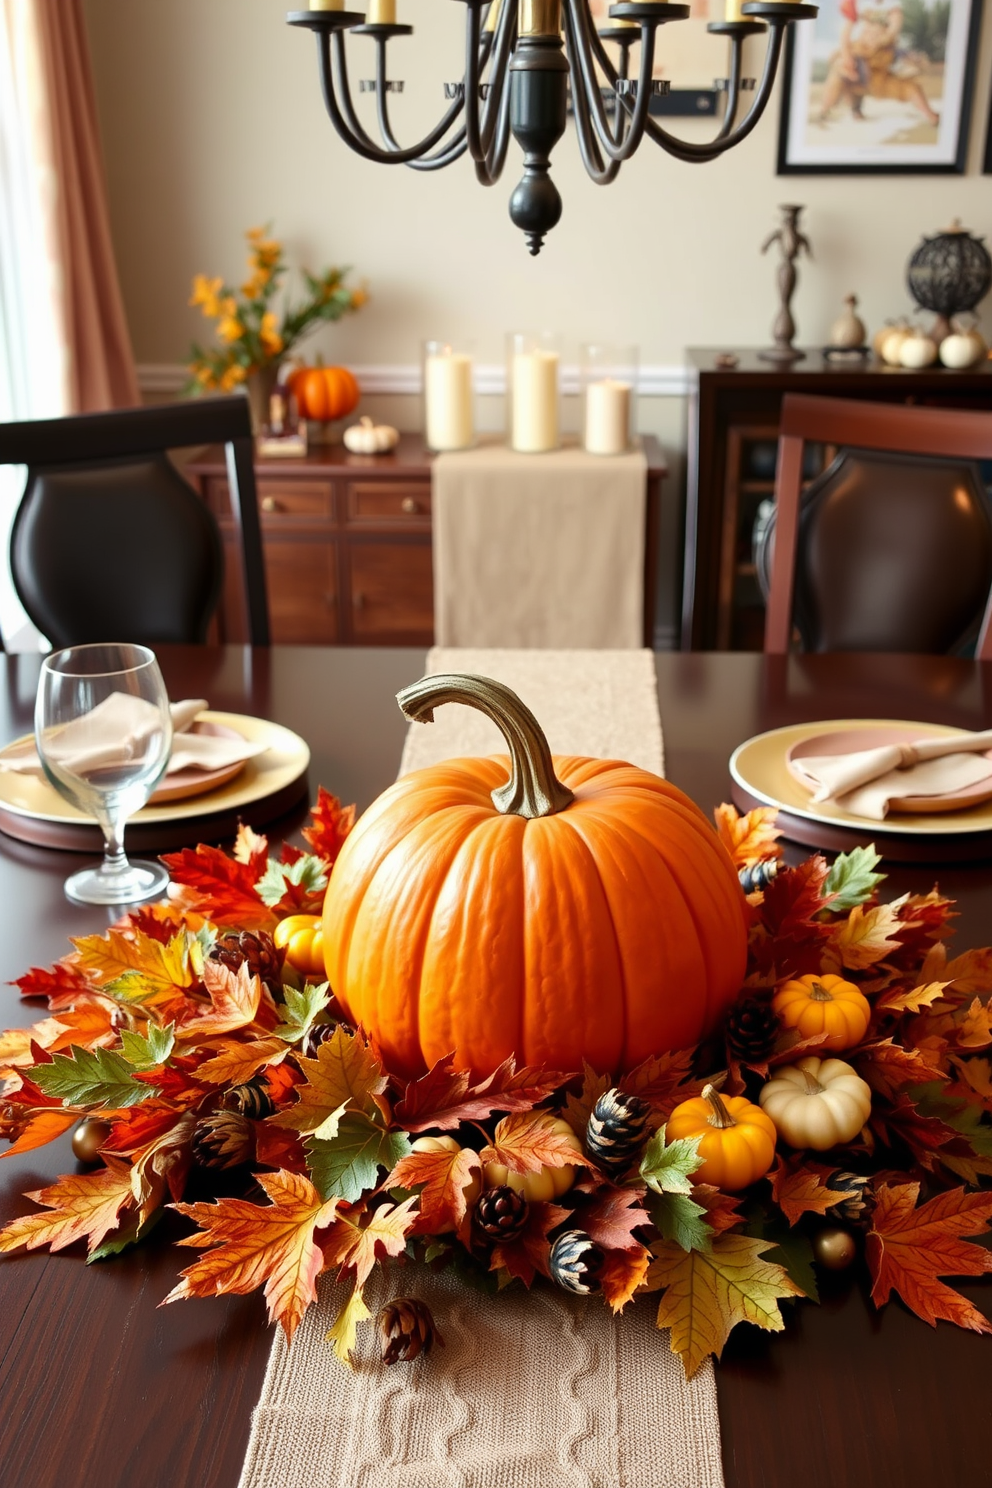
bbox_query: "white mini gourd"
[898,329,939,369]
[939,325,987,369]
[758,1056,871,1151]
[343,416,400,454]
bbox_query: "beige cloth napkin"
[432,439,647,649]
[239,648,726,1488]
[0,695,267,777]
[799,729,992,820]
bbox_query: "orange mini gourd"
[666,1084,777,1191]
[288,364,360,423]
[273,913,325,979]
[772,973,871,1053]
[322,674,748,1080]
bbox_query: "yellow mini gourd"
[483,1117,582,1201]
[273,914,325,978]
[666,1084,777,1192]
[772,973,871,1053]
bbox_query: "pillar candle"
[584,378,631,455]
[511,350,560,452]
[724,0,747,18]
[310,0,345,10]
[425,350,474,451]
[366,0,396,21]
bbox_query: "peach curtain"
[30,0,139,411]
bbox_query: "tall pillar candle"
[509,342,560,453]
[366,0,397,21]
[424,343,474,451]
[584,378,631,455]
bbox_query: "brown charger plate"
[0,711,310,853]
[730,718,992,864]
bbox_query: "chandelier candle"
[366,0,396,21]
[508,332,560,452]
[423,341,475,451]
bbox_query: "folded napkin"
[0,696,267,778]
[798,728,992,820]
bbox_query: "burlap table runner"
[432,440,647,649]
[238,647,725,1488]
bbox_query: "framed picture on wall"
[777,0,981,175]
[589,0,730,117]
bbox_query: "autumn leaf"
[713,803,783,869]
[490,1200,571,1287]
[195,1036,289,1086]
[393,1054,570,1133]
[167,1169,340,1341]
[255,854,328,914]
[128,1112,196,1218]
[160,843,274,929]
[0,1156,135,1255]
[650,1233,803,1378]
[177,960,263,1040]
[327,1280,372,1367]
[956,998,992,1050]
[645,1191,712,1255]
[255,1123,307,1174]
[232,822,269,871]
[272,982,330,1046]
[693,1184,744,1236]
[831,903,904,971]
[120,1022,176,1069]
[770,1155,848,1226]
[600,1244,651,1312]
[866,1181,992,1332]
[622,1048,705,1120]
[824,844,885,911]
[389,1143,482,1235]
[640,1125,704,1195]
[761,856,834,939]
[0,1107,80,1159]
[942,947,992,998]
[560,1062,613,1138]
[302,787,356,867]
[27,1045,154,1110]
[853,1038,946,1101]
[321,1195,419,1286]
[14,960,92,1009]
[875,982,950,1015]
[480,1111,593,1176]
[272,1025,388,1133]
[306,1115,411,1203]
[576,1183,650,1253]
[870,1091,958,1171]
[71,927,198,1008]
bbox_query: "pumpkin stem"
[701,1083,737,1130]
[798,1061,824,1096]
[396,673,575,819]
[809,980,833,1002]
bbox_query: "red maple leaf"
[692,1184,744,1236]
[14,961,92,1010]
[160,844,273,929]
[393,1054,569,1132]
[575,1183,649,1252]
[480,1111,593,1175]
[490,1200,571,1287]
[302,788,357,868]
[853,1038,945,1102]
[870,1092,959,1172]
[866,1181,992,1332]
[770,1155,848,1227]
[389,1144,482,1236]
[253,1123,307,1173]
[621,1049,705,1120]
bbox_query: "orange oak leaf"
[194,1036,289,1086]
[480,1111,594,1176]
[388,1145,482,1235]
[866,1181,992,1332]
[0,1107,79,1159]
[0,1156,135,1255]
[490,1199,571,1287]
[770,1155,849,1227]
[691,1185,744,1236]
[561,1061,612,1139]
[160,843,274,929]
[393,1054,570,1133]
[177,961,263,1040]
[943,947,992,998]
[956,998,992,1050]
[302,787,356,867]
[622,1048,705,1120]
[831,903,904,971]
[321,1195,419,1287]
[254,1123,307,1174]
[167,1169,340,1341]
[713,803,784,870]
[271,1025,388,1132]
[105,1100,188,1155]
[875,981,950,1015]
[853,1038,946,1102]
[577,1183,650,1253]
[600,1243,651,1312]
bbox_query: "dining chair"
[0,395,270,650]
[756,392,992,657]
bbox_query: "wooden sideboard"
[683,349,992,651]
[188,434,667,647]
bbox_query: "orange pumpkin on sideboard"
[288,364,360,422]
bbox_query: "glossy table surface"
[2,646,991,1488]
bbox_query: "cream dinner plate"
[729,718,992,838]
[0,711,310,829]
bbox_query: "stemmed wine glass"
[35,643,173,905]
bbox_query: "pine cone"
[738,859,780,894]
[827,1171,873,1227]
[192,1110,254,1169]
[301,1019,348,1059]
[376,1298,443,1364]
[549,1230,604,1295]
[221,1078,275,1120]
[209,929,284,1001]
[474,1185,529,1242]
[586,1087,651,1176]
[724,995,781,1063]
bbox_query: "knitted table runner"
[238,648,725,1488]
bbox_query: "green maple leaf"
[639,1125,704,1196]
[272,982,330,1045]
[255,855,328,907]
[646,1190,713,1253]
[825,845,885,911]
[120,1023,176,1069]
[28,1046,156,1109]
[306,1115,412,1203]
[87,1207,163,1262]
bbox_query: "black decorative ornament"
[906,222,992,343]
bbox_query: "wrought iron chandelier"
[288,0,817,255]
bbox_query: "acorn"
[376,1298,443,1364]
[585,1088,651,1176]
[549,1230,604,1294]
[474,1185,529,1242]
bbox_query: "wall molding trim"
[137,362,693,399]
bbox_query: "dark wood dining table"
[2,645,991,1488]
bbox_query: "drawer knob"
[401,496,419,515]
[261,496,282,513]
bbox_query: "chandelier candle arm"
[563,7,622,184]
[327,28,471,162]
[707,19,765,141]
[565,0,666,166]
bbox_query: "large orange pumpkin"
[288,364,360,422]
[322,675,748,1080]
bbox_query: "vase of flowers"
[185,226,368,429]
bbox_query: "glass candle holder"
[423,340,475,452]
[580,343,638,456]
[507,331,561,454]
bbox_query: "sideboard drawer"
[345,481,432,525]
[258,479,334,521]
